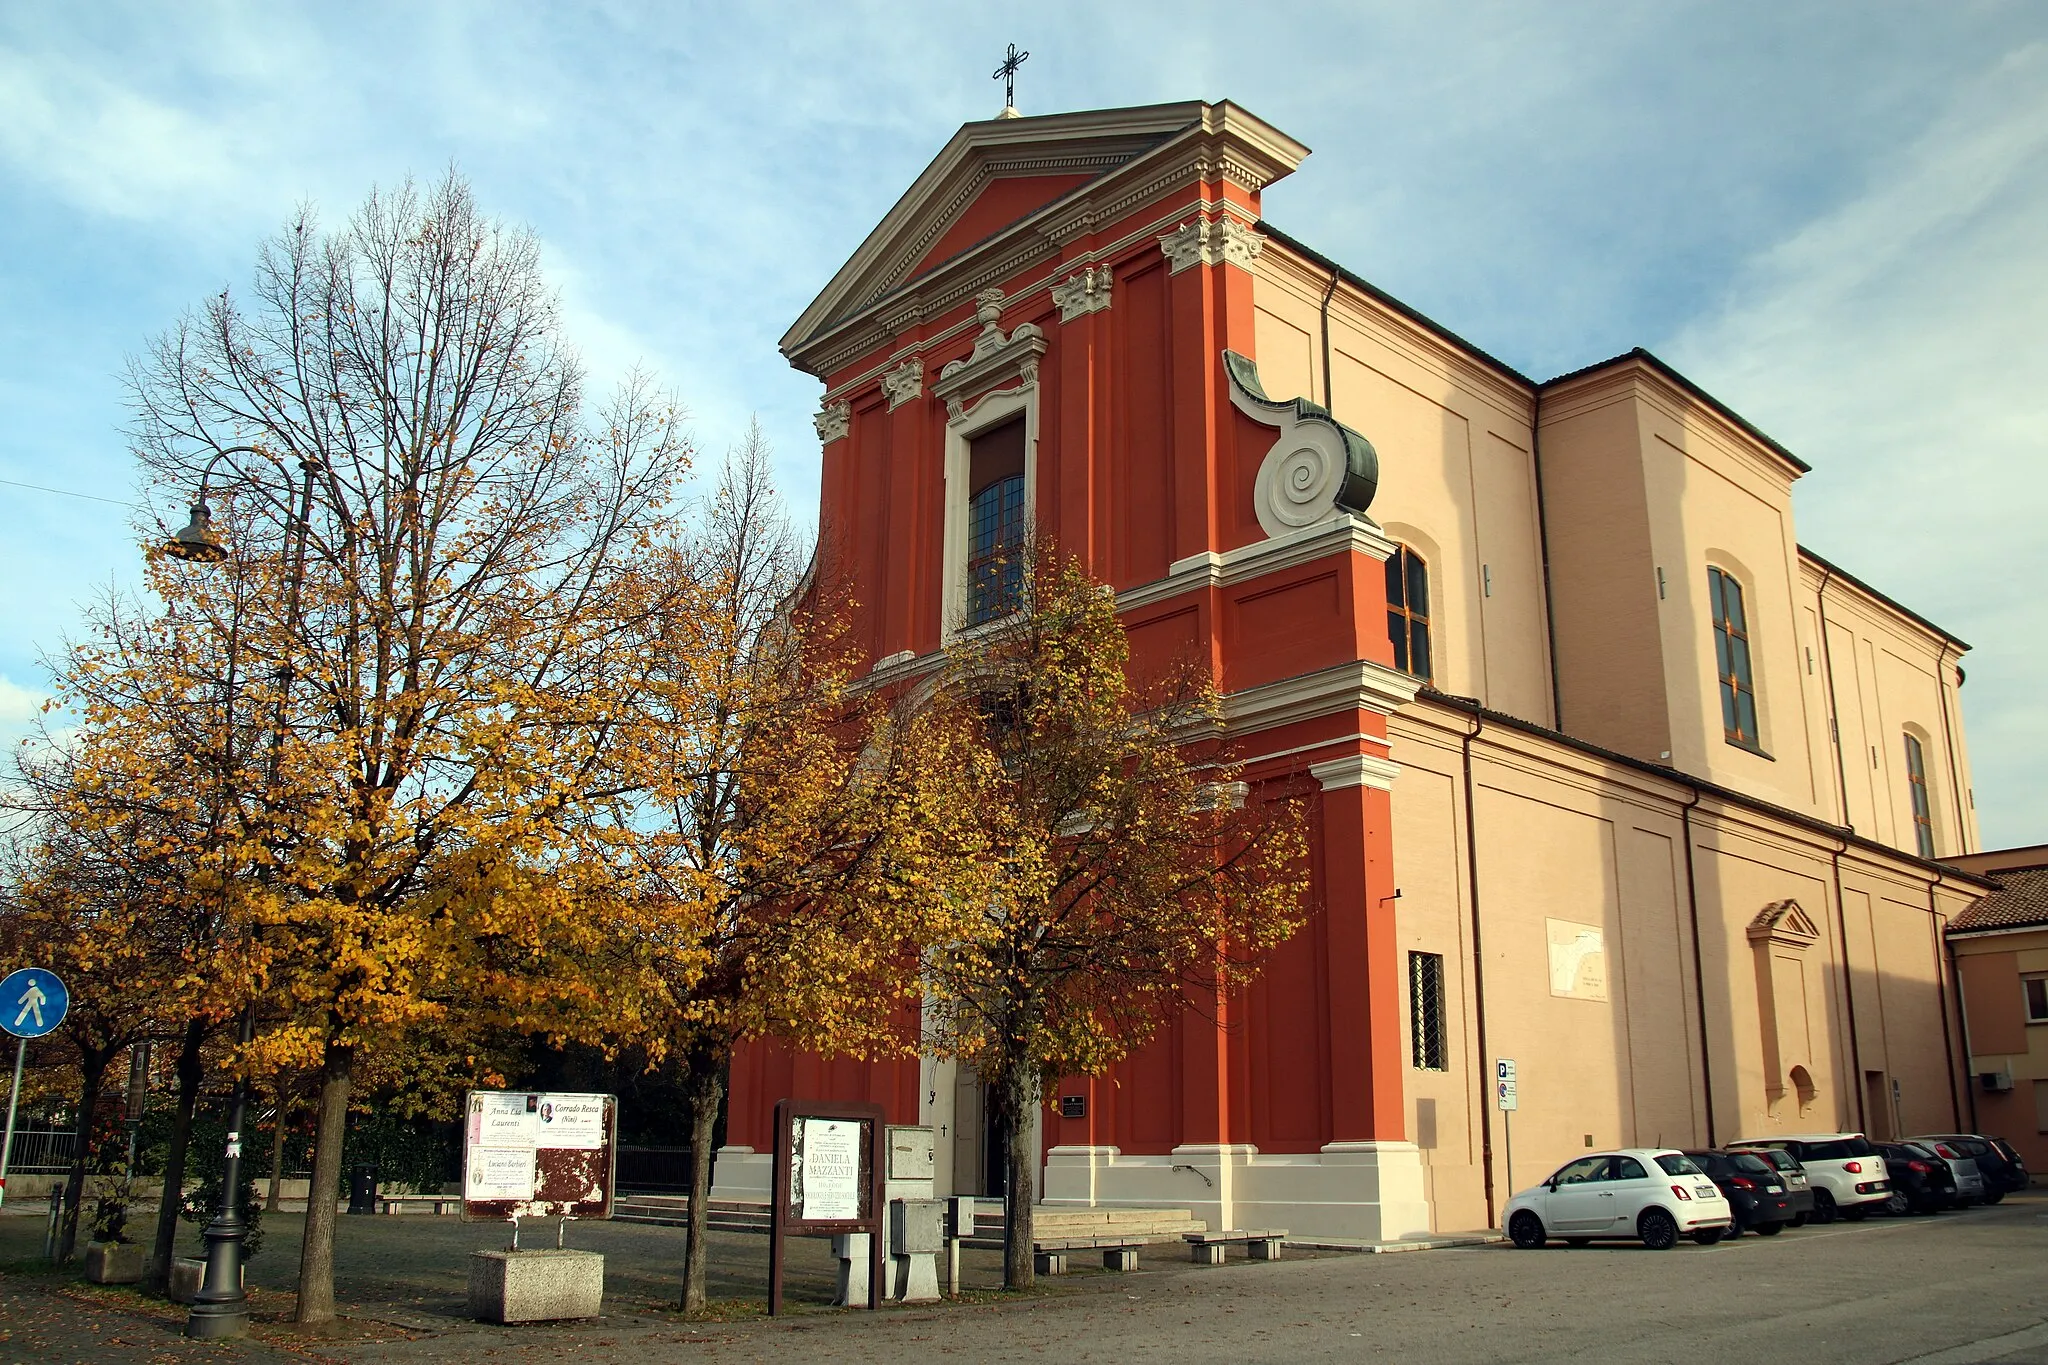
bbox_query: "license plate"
[1696,1186,1716,1198]
[1766,1185,1782,1194]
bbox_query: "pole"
[187,454,321,1342]
[1504,1109,1513,1201]
[0,1036,26,1211]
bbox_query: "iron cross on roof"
[993,43,1029,114]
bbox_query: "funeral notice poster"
[799,1118,863,1221]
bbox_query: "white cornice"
[1222,660,1423,737]
[1116,516,1397,613]
[1308,753,1403,791]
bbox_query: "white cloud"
[1665,44,2048,847]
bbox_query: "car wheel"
[1984,1191,2005,1206]
[1691,1228,1725,1246]
[1884,1190,1911,1216]
[1753,1221,1783,1236]
[1565,1237,1591,1247]
[1638,1208,1679,1251]
[1789,1213,1808,1227]
[1841,1205,1868,1222]
[1508,1211,1547,1250]
[1811,1190,1838,1224]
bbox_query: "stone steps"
[612,1195,771,1234]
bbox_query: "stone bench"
[377,1193,461,1215]
[1184,1229,1287,1265]
[1032,1236,1148,1275]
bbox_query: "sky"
[1,1,2043,847]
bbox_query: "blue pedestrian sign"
[0,969,68,1039]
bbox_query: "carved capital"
[881,359,924,411]
[1159,216,1264,274]
[812,400,850,444]
[1051,264,1114,322]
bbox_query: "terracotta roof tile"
[1948,865,2048,933]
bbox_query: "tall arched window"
[1903,732,1936,858]
[965,417,1026,626]
[1385,545,1432,683]
[1709,566,1759,748]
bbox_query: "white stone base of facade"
[709,1145,772,1204]
[1040,1141,1432,1243]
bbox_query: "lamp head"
[164,499,228,563]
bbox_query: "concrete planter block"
[84,1241,145,1284]
[168,1257,242,1304]
[468,1249,604,1324]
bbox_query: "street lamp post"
[163,444,321,1341]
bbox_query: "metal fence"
[615,1145,694,1193]
[2,1126,77,1173]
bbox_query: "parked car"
[1912,1139,1986,1204]
[1732,1146,1817,1225]
[1726,1133,1891,1222]
[1913,1134,2029,1202]
[1683,1150,1797,1235]
[1505,1149,1733,1250]
[1875,1142,1957,1214]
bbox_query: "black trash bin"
[347,1164,379,1215]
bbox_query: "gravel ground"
[3,1192,2045,1363]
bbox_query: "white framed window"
[941,383,1038,639]
[2025,975,2048,1025]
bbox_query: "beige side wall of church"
[1390,700,1973,1233]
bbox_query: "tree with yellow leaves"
[913,547,1312,1289]
[123,172,693,1326]
[503,431,984,1313]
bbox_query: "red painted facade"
[726,104,1411,1173]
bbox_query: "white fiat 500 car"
[1505,1149,1733,1250]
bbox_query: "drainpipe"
[1318,267,1339,414]
[1928,877,1963,1129]
[1947,937,1981,1133]
[1831,840,1869,1133]
[1679,786,1714,1146]
[1815,568,1854,831]
[1935,646,1967,852]
[1461,710,1494,1226]
[1530,385,1564,732]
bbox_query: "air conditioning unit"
[1979,1071,2014,1093]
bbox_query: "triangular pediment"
[781,100,1309,375]
[1747,899,1821,948]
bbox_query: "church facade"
[712,100,1995,1239]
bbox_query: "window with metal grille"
[1903,733,1935,858]
[1409,951,1447,1071]
[1709,566,1760,748]
[1386,545,1432,682]
[966,418,1026,627]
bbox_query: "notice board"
[462,1090,617,1220]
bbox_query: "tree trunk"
[679,1049,725,1313]
[146,1017,208,1292]
[57,1045,114,1263]
[265,1087,289,1214]
[1000,1061,1037,1290]
[294,1037,354,1325]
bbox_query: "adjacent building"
[713,100,2001,1238]
[1945,846,2048,1176]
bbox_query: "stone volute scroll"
[1223,350,1379,539]
[931,287,1047,420]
